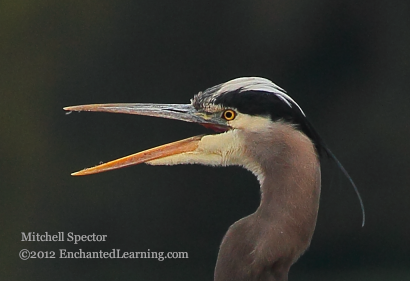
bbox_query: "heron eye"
[222,109,236,121]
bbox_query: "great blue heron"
[64,77,364,281]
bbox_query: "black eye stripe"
[214,90,324,156]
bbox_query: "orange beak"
[70,136,203,176]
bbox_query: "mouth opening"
[64,102,232,176]
[200,123,231,133]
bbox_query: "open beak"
[63,103,229,176]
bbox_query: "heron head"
[64,77,324,176]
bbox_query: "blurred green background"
[1,0,409,280]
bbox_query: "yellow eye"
[222,109,236,121]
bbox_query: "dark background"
[1,0,409,280]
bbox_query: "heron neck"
[246,123,321,234]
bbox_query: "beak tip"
[71,170,86,176]
[64,106,79,112]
